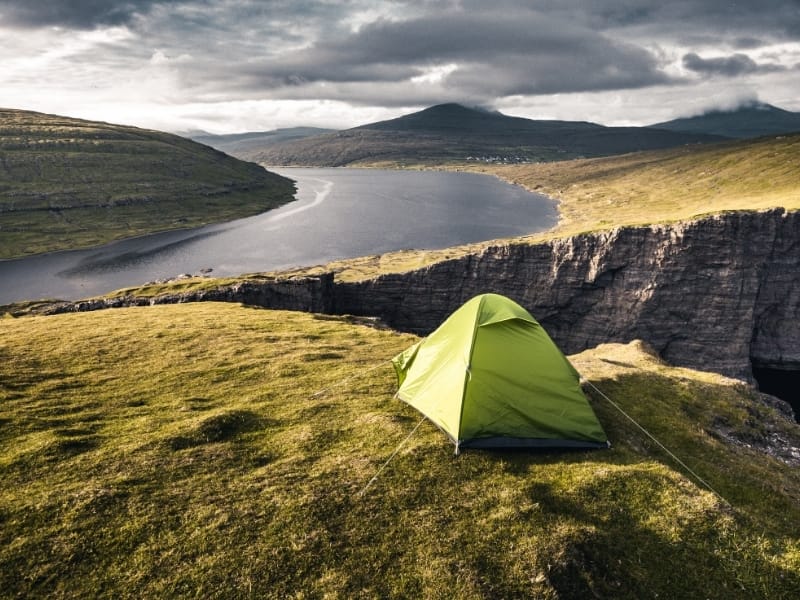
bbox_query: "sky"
[2,0,800,134]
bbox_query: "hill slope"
[191,127,335,158]
[0,109,296,258]
[477,131,800,238]
[0,303,797,597]
[652,102,800,139]
[251,103,725,167]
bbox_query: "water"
[0,168,556,304]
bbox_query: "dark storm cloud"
[236,12,671,100]
[683,52,787,76]
[522,0,800,39]
[733,37,768,50]
[0,0,179,29]
[304,12,639,65]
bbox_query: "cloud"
[1,0,800,132]
[226,11,673,103]
[733,37,768,50]
[524,1,800,40]
[682,52,787,76]
[0,0,175,29]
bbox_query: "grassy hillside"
[0,109,296,259]
[252,103,723,167]
[479,132,800,239]
[1,303,798,598]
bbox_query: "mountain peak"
[359,103,507,132]
[698,100,787,116]
[652,102,800,139]
[419,103,500,115]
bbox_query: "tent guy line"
[358,414,428,498]
[357,375,731,505]
[581,378,730,506]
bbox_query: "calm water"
[0,168,556,304]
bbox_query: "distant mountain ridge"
[356,103,602,134]
[652,102,800,139]
[192,127,335,157]
[248,103,725,167]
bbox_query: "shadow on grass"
[167,409,268,450]
[44,436,99,458]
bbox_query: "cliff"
[334,209,799,381]
[44,275,334,315]
[44,209,799,382]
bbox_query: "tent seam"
[455,295,484,453]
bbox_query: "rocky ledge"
[42,274,334,315]
[336,209,800,383]
[706,391,800,467]
[40,209,799,387]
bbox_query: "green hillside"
[251,104,724,167]
[1,303,798,598]
[0,109,296,259]
[482,132,800,239]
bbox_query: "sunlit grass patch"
[485,133,800,239]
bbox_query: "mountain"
[250,103,726,167]
[651,102,800,139]
[191,127,335,158]
[0,108,295,259]
[361,102,567,133]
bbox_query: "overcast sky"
[2,0,799,133]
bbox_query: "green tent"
[392,293,608,453]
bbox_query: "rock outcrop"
[44,274,334,316]
[335,209,800,381]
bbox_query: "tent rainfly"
[392,293,609,453]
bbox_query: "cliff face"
[45,275,334,315]
[335,209,800,380]
[42,209,798,382]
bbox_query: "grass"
[1,303,798,598]
[0,109,296,258]
[477,132,800,238]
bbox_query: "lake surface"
[0,168,556,304]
